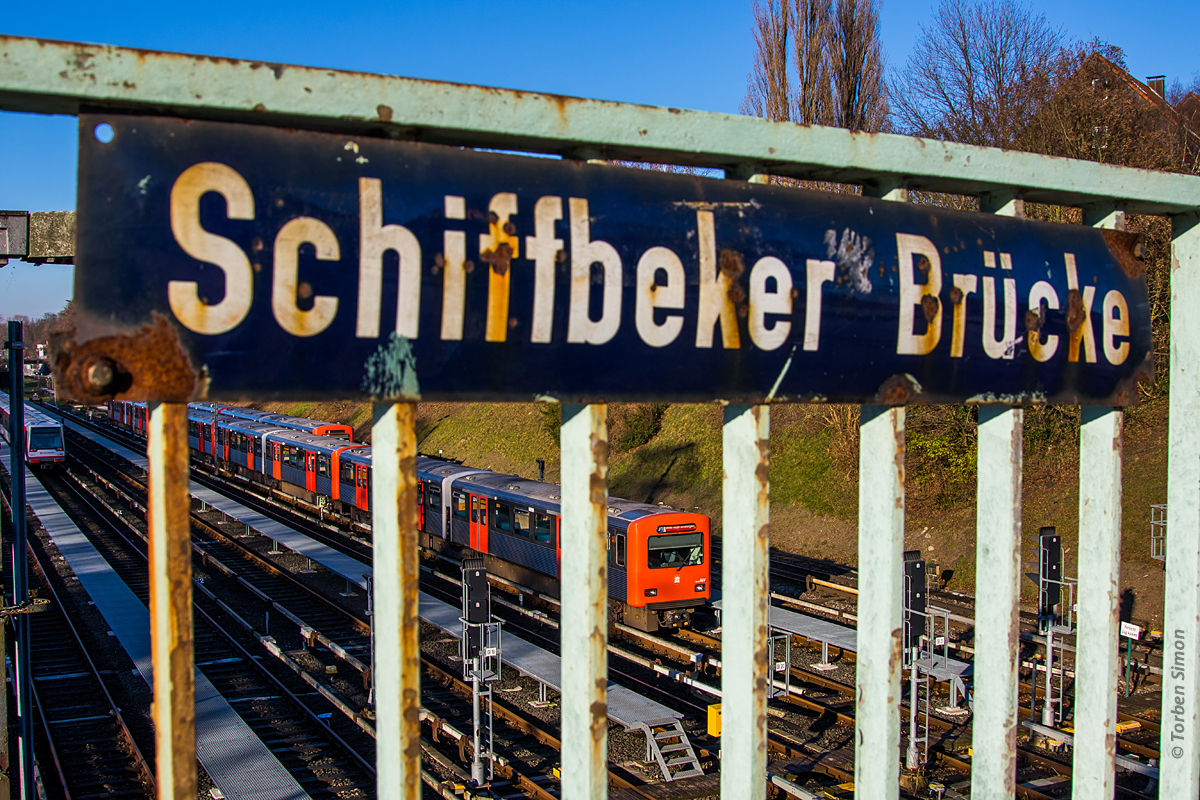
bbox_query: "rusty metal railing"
[2,34,1199,800]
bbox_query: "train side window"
[512,508,531,538]
[341,461,354,483]
[471,496,479,523]
[428,484,441,507]
[534,513,554,545]
[615,533,626,568]
[452,491,468,520]
[493,503,512,532]
[317,455,328,476]
[359,467,368,488]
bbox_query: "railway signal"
[460,558,502,787]
[902,551,930,770]
[1024,526,1075,727]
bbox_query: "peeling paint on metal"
[825,228,874,295]
[360,332,421,400]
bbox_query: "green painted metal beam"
[1,35,1198,214]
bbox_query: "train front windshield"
[29,427,62,451]
[647,533,704,569]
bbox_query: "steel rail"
[43,464,377,789]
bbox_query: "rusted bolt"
[83,357,117,393]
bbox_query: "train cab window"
[512,508,531,538]
[317,455,328,476]
[28,427,62,451]
[647,533,704,569]
[493,503,512,532]
[534,513,554,546]
[427,484,441,507]
[452,492,468,520]
[615,533,626,568]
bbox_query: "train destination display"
[69,114,1151,404]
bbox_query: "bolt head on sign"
[69,115,1151,404]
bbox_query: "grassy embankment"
[259,397,1170,627]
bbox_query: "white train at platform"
[0,392,65,469]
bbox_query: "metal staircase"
[635,718,704,781]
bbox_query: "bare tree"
[743,0,793,122]
[829,0,888,131]
[791,0,833,125]
[891,0,1062,148]
[743,0,885,132]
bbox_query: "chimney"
[1148,75,1166,98]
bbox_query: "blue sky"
[1,0,1197,319]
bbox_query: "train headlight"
[644,588,657,597]
[695,583,706,592]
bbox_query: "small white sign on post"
[1120,621,1142,640]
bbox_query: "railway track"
[38,461,376,799]
[49,403,1167,797]
[25,529,156,800]
[57,423,594,797]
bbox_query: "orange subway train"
[109,400,710,631]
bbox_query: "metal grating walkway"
[420,590,680,729]
[714,598,971,683]
[2,444,310,800]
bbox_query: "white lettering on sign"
[748,256,792,351]
[164,163,1138,373]
[440,195,467,342]
[635,246,686,348]
[168,162,255,335]
[949,273,977,358]
[526,196,563,344]
[567,198,622,345]
[357,177,421,340]
[1027,281,1061,362]
[272,217,340,337]
[1104,290,1131,365]
[895,233,942,356]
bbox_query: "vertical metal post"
[968,192,1027,796]
[560,403,608,800]
[1162,211,1200,797]
[970,405,1023,796]
[147,401,194,800]
[720,404,770,800]
[1072,201,1126,798]
[854,179,908,797]
[5,323,30,800]
[854,405,905,797]
[0,618,8,800]
[371,403,421,800]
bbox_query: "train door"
[304,451,317,491]
[471,496,488,553]
[356,465,369,511]
[220,429,229,462]
[417,482,425,530]
[272,442,282,480]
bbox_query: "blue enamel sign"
[71,114,1151,404]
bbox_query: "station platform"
[61,419,682,729]
[2,445,310,800]
[61,418,371,589]
[713,598,972,684]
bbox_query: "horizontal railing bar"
[1,35,1199,215]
